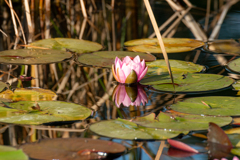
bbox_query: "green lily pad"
[0,49,72,65]
[0,145,28,160]
[227,58,240,74]
[204,39,240,55]
[0,101,92,125]
[233,81,240,90]
[20,138,126,160]
[77,51,156,68]
[170,96,240,116]
[132,112,232,131]
[124,38,204,53]
[30,38,102,54]
[140,73,234,94]
[0,88,57,101]
[146,60,205,77]
[0,82,8,93]
[89,118,187,140]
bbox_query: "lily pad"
[0,101,91,125]
[0,82,8,93]
[89,118,186,140]
[30,38,102,54]
[0,145,28,160]
[140,73,234,94]
[204,39,240,55]
[0,88,57,101]
[170,96,240,116]
[146,60,205,77]
[0,49,72,65]
[20,138,125,160]
[132,112,232,131]
[227,58,240,74]
[124,38,204,53]
[77,51,156,68]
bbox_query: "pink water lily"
[112,84,148,107]
[112,55,148,84]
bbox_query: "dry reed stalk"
[148,12,178,38]
[155,141,166,160]
[140,145,154,160]
[0,29,8,37]
[111,0,116,51]
[143,0,175,90]
[102,0,112,50]
[204,0,211,32]
[209,0,239,40]
[39,0,44,39]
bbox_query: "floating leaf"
[0,101,91,125]
[0,88,57,101]
[132,112,232,131]
[89,118,186,140]
[77,51,156,68]
[140,73,234,94]
[170,96,240,116]
[0,82,8,93]
[233,81,240,90]
[30,38,102,54]
[167,139,199,153]
[20,138,125,160]
[146,60,205,77]
[208,122,233,159]
[0,145,28,160]
[124,38,204,53]
[0,49,72,65]
[204,39,240,55]
[227,58,240,74]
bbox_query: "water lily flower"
[112,56,148,84]
[112,84,148,107]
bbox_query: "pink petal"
[233,156,239,160]
[134,65,141,78]
[122,63,131,79]
[122,56,132,64]
[122,93,132,107]
[112,65,119,82]
[115,85,126,107]
[140,59,146,72]
[118,68,126,83]
[133,96,141,106]
[137,66,148,82]
[133,55,141,63]
[167,139,199,153]
[115,57,122,72]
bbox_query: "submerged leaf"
[0,145,28,160]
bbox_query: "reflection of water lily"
[112,84,148,107]
[112,56,148,84]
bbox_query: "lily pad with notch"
[20,138,125,160]
[30,38,103,54]
[140,73,234,94]
[124,38,204,53]
[0,88,57,101]
[0,49,72,65]
[0,101,92,125]
[89,118,187,140]
[170,96,240,116]
[0,145,28,160]
[132,112,232,131]
[227,58,240,74]
[77,51,156,68]
[203,39,240,55]
[146,60,205,77]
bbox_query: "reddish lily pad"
[140,73,234,94]
[20,138,126,160]
[30,38,103,54]
[204,39,240,55]
[0,49,72,65]
[124,38,204,53]
[77,51,156,68]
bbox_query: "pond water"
[0,0,240,160]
